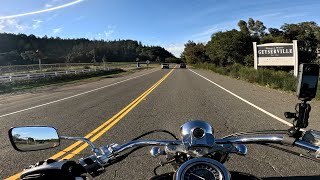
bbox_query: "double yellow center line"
[5,67,175,180]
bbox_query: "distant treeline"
[181,19,320,69]
[0,33,178,66]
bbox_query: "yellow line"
[61,68,174,159]
[5,68,175,180]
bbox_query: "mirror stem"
[60,136,102,155]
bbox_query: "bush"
[193,63,300,94]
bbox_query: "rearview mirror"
[8,126,60,152]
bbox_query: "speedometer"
[175,158,230,180]
[184,162,221,180]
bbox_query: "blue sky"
[0,0,319,57]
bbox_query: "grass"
[0,69,125,94]
[193,63,320,100]
[0,62,136,76]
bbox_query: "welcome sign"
[253,41,298,76]
[257,45,294,57]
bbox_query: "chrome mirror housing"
[9,126,60,152]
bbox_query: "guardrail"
[0,68,117,83]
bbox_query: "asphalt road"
[1,66,320,179]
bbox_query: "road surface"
[1,66,320,179]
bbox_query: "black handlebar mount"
[285,63,319,139]
[285,100,312,138]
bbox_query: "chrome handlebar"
[78,135,320,177]
[101,135,319,157]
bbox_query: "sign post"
[253,40,298,77]
[146,60,150,70]
[136,58,140,68]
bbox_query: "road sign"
[253,40,298,76]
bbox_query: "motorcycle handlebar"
[109,136,319,156]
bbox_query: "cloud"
[104,30,114,38]
[192,21,237,42]
[45,4,53,8]
[0,0,84,19]
[165,43,185,57]
[0,18,29,33]
[103,25,116,38]
[53,27,62,34]
[32,19,43,29]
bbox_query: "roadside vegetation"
[0,69,125,94]
[0,34,178,66]
[181,18,320,99]
[0,62,136,76]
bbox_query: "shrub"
[193,63,300,94]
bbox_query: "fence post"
[9,76,12,82]
[43,73,46,78]
[27,74,30,80]
[55,72,58,77]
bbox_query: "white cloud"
[53,27,62,34]
[32,19,43,29]
[0,18,29,33]
[103,25,116,38]
[104,30,114,38]
[192,21,237,42]
[45,4,53,8]
[165,43,185,57]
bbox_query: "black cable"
[131,129,179,141]
[153,158,176,175]
[222,130,288,138]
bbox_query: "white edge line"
[0,69,159,118]
[189,69,292,127]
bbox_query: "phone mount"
[285,63,319,138]
[285,100,311,138]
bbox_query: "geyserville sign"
[253,41,298,76]
[257,45,293,57]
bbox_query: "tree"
[238,20,249,34]
[205,30,254,66]
[281,22,319,63]
[268,28,284,37]
[246,18,266,37]
[183,41,208,64]
[0,33,175,65]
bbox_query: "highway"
[1,66,320,179]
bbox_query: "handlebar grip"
[294,140,320,158]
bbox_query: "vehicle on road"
[161,63,169,69]
[179,63,186,68]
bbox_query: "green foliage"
[194,63,298,92]
[205,30,255,66]
[0,33,175,65]
[182,19,320,67]
[245,18,267,37]
[183,41,208,64]
[281,22,320,63]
